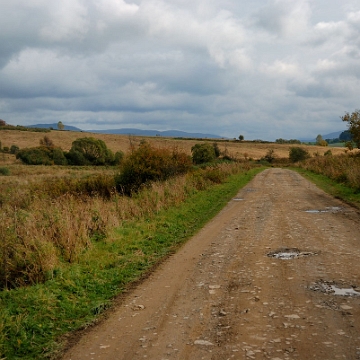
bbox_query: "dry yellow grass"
[0,129,346,165]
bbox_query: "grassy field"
[0,129,346,164]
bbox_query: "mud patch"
[305,207,342,214]
[267,248,318,260]
[309,280,360,297]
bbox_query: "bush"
[289,147,310,162]
[67,137,115,166]
[191,143,216,164]
[10,145,19,154]
[263,149,276,163]
[115,142,192,195]
[0,167,10,176]
[16,147,67,165]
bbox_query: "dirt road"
[63,168,360,360]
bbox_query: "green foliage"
[324,149,332,156]
[2,146,9,153]
[114,151,124,165]
[341,110,360,149]
[115,142,192,195]
[239,134,244,141]
[10,145,19,154]
[212,142,221,157]
[0,123,49,132]
[289,147,310,162]
[275,138,301,144]
[0,167,10,176]
[16,147,67,165]
[67,137,115,166]
[191,143,216,164]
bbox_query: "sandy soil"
[63,168,360,360]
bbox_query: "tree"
[316,134,328,147]
[341,110,360,149]
[239,134,244,141]
[0,119,6,126]
[57,121,64,131]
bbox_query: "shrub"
[263,149,276,163]
[213,143,221,158]
[10,145,19,154]
[0,167,10,176]
[67,137,114,166]
[16,147,67,165]
[3,146,9,153]
[191,143,216,164]
[289,147,310,162]
[115,142,192,195]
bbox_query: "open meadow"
[0,128,346,164]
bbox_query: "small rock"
[284,314,300,319]
[132,305,145,311]
[219,309,227,316]
[209,285,221,289]
[194,340,214,346]
[340,305,353,310]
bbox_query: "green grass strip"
[292,167,360,209]
[0,167,264,359]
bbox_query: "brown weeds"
[0,162,249,289]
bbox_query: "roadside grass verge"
[0,166,264,359]
[292,167,360,209]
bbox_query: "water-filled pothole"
[305,207,342,214]
[267,248,318,260]
[309,280,360,297]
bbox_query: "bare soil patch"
[62,168,360,360]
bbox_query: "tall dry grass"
[297,153,360,190]
[0,162,252,289]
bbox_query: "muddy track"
[63,168,360,360]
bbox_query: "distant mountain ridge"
[29,124,224,139]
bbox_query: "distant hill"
[28,124,224,139]
[89,128,224,139]
[29,123,83,132]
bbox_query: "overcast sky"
[0,0,359,140]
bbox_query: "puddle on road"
[310,280,360,297]
[267,248,318,260]
[233,198,244,201]
[305,207,342,214]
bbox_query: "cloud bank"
[0,0,359,140]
